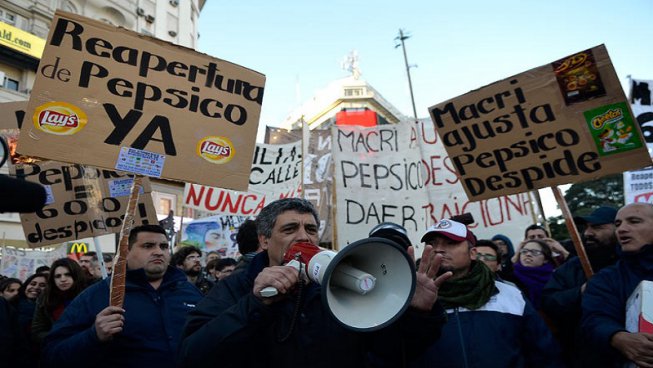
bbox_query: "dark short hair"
[171,246,202,267]
[206,259,220,272]
[81,251,98,262]
[215,258,237,272]
[0,277,21,292]
[35,266,50,274]
[520,239,555,264]
[524,224,549,239]
[128,224,168,250]
[255,198,318,238]
[236,219,259,254]
[474,239,500,256]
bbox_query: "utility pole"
[395,29,418,121]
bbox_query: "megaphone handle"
[259,259,302,298]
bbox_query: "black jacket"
[179,251,447,368]
[541,247,618,367]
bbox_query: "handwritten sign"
[16,11,265,190]
[10,161,158,247]
[429,45,651,201]
[266,127,333,242]
[183,140,303,216]
[333,120,535,249]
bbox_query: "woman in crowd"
[17,273,48,332]
[0,277,22,302]
[512,239,556,310]
[32,258,87,344]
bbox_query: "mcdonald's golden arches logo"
[68,242,88,254]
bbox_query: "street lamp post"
[395,29,418,121]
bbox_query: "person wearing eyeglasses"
[512,239,556,311]
[472,240,501,273]
[520,225,571,266]
[171,245,214,295]
[411,219,563,368]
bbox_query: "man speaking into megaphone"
[179,198,452,368]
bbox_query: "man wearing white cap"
[410,219,564,368]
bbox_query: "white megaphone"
[260,238,416,331]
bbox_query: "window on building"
[3,77,19,91]
[152,192,177,216]
[344,88,363,97]
[160,198,172,214]
[0,10,16,25]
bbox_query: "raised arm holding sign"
[22,11,264,367]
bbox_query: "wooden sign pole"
[551,186,593,278]
[109,175,143,307]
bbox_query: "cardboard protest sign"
[0,245,67,281]
[16,11,265,191]
[429,45,652,201]
[0,101,27,130]
[266,127,333,243]
[10,161,158,247]
[183,140,303,216]
[332,120,535,250]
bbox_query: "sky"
[197,0,653,217]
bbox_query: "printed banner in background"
[180,215,246,258]
[333,120,536,252]
[630,78,653,154]
[624,78,653,204]
[0,245,67,281]
[624,168,653,204]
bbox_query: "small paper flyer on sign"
[16,11,265,191]
[428,44,652,202]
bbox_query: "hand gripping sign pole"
[110,175,143,308]
[551,186,593,278]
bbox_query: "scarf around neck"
[513,262,554,309]
[438,261,496,310]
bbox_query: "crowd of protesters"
[0,199,652,367]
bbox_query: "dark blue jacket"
[541,247,618,367]
[410,281,564,368]
[42,266,202,368]
[178,251,447,368]
[581,244,653,367]
[0,297,30,366]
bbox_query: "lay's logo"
[33,102,87,135]
[197,136,234,164]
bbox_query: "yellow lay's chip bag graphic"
[197,136,235,164]
[33,102,88,135]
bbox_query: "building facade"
[0,0,204,253]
